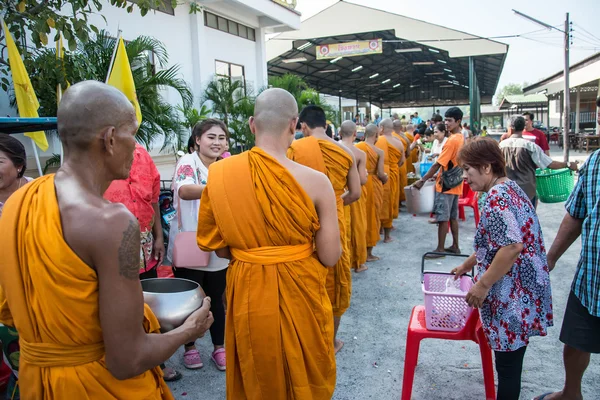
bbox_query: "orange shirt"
[435,133,464,196]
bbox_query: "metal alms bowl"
[142,278,204,333]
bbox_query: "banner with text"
[316,39,382,60]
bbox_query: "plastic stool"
[458,181,480,227]
[401,306,495,400]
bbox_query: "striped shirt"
[565,149,600,316]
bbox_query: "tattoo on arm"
[118,220,141,280]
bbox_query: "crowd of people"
[0,81,598,400]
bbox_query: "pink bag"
[172,232,210,269]
[172,184,211,269]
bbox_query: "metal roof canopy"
[0,117,57,134]
[499,94,548,109]
[266,1,508,108]
[524,52,600,96]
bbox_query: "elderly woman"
[452,138,553,400]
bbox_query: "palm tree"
[202,78,245,127]
[268,73,308,104]
[21,30,192,151]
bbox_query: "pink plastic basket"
[422,272,474,332]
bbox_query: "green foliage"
[494,82,530,106]
[178,104,211,130]
[268,73,337,124]
[16,30,192,152]
[43,153,61,174]
[0,0,196,82]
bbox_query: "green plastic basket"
[535,168,574,203]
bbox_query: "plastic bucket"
[405,180,435,214]
[420,162,433,178]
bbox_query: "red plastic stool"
[458,181,480,227]
[401,306,495,400]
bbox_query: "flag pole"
[105,29,123,83]
[56,36,64,166]
[30,137,43,177]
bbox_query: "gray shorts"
[434,191,459,222]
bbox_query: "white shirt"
[430,137,447,161]
[167,152,228,272]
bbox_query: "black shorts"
[559,290,600,353]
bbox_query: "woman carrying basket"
[452,138,553,400]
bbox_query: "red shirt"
[523,128,549,151]
[104,144,160,233]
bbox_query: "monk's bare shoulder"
[284,159,332,203]
[352,146,366,163]
[387,135,404,151]
[332,140,357,165]
[371,144,384,156]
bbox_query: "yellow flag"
[1,20,49,151]
[107,38,142,124]
[56,33,70,105]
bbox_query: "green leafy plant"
[16,30,192,151]
[42,153,61,174]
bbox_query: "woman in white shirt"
[168,119,229,371]
[430,123,448,162]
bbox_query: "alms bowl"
[142,278,204,333]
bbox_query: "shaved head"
[57,80,137,150]
[339,120,356,138]
[393,119,403,131]
[380,118,393,131]
[253,88,298,135]
[365,124,379,138]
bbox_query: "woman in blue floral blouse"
[452,138,553,400]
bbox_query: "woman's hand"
[451,263,471,280]
[465,281,490,308]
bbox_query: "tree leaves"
[17,1,26,12]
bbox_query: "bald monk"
[356,124,388,261]
[288,105,361,354]
[339,120,368,273]
[376,119,404,243]
[197,88,339,399]
[0,81,213,399]
[393,119,409,207]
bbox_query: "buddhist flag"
[1,19,49,151]
[56,33,70,105]
[107,37,142,124]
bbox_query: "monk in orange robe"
[356,124,388,261]
[288,105,361,354]
[0,81,212,399]
[339,120,368,273]
[405,124,419,173]
[197,89,339,399]
[376,119,405,243]
[393,119,410,206]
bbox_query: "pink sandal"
[183,349,203,369]
[211,348,226,371]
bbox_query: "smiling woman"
[166,118,230,372]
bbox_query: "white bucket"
[405,181,435,214]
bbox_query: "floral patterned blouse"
[474,180,553,351]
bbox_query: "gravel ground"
[165,195,599,400]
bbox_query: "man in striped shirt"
[537,96,600,400]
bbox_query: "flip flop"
[424,252,446,259]
[532,393,553,400]
[444,247,461,254]
[162,367,182,382]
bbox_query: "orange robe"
[288,137,352,317]
[405,132,419,173]
[0,175,172,400]
[376,136,402,225]
[197,149,336,399]
[348,182,367,269]
[355,142,383,247]
[393,132,408,203]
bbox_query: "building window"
[215,60,246,89]
[128,0,174,16]
[204,11,256,42]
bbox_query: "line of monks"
[0,82,423,399]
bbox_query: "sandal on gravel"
[183,349,203,369]
[211,348,226,371]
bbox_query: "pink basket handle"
[421,252,473,283]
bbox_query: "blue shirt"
[412,117,423,125]
[374,117,382,126]
[565,149,600,316]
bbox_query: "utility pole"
[563,12,570,162]
[513,9,572,161]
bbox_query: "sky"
[291,0,600,94]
